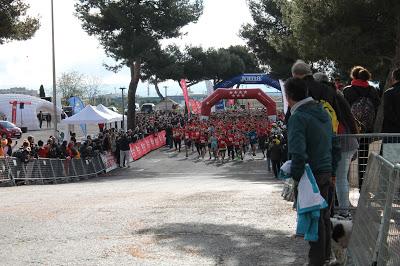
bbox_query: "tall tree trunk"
[154,80,165,100]
[374,19,400,132]
[127,60,141,130]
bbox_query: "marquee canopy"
[61,105,115,125]
[96,104,123,122]
[201,88,277,117]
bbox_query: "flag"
[180,79,191,116]
[68,96,87,136]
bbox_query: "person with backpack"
[343,66,380,188]
[343,66,380,133]
[314,72,359,216]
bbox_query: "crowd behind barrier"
[0,153,105,185]
[0,130,168,186]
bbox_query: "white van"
[141,103,155,113]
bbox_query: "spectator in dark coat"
[270,138,282,178]
[382,68,400,133]
[118,134,131,168]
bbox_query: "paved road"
[0,149,306,265]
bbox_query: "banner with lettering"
[128,130,166,161]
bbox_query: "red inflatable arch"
[201,88,277,117]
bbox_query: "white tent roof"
[96,104,123,122]
[61,105,114,125]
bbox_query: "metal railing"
[0,154,105,185]
[347,152,400,266]
[337,133,400,190]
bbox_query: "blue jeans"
[335,150,356,208]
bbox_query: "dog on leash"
[329,218,353,266]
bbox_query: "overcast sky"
[0,0,253,97]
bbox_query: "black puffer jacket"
[382,82,400,133]
[343,85,381,112]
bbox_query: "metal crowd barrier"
[347,153,400,266]
[337,133,400,190]
[0,154,106,185]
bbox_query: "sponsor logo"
[240,75,263,82]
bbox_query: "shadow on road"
[136,223,306,265]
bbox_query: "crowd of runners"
[166,110,287,174]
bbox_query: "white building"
[0,87,39,97]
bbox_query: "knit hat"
[292,60,312,76]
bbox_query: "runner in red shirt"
[184,127,192,158]
[218,133,227,163]
[192,128,201,156]
[199,130,208,159]
[234,132,244,160]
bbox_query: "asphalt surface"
[0,148,307,265]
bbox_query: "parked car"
[124,104,140,115]
[0,121,22,139]
[108,106,119,113]
[141,103,155,113]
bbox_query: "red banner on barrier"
[154,136,160,148]
[129,130,166,161]
[149,137,156,150]
[138,140,146,155]
[129,143,142,160]
[144,137,151,153]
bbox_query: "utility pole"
[120,87,126,130]
[164,86,168,110]
[51,0,57,135]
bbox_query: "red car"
[0,121,22,139]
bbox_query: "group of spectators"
[0,111,188,168]
[283,60,400,265]
[2,58,400,264]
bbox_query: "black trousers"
[308,173,332,266]
[271,160,281,177]
[227,146,234,159]
[174,139,181,151]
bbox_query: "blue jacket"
[288,101,341,181]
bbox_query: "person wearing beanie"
[289,60,339,125]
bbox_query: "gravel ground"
[0,148,307,265]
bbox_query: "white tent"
[0,94,63,130]
[61,105,114,125]
[96,104,123,122]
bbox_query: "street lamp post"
[120,87,126,130]
[164,86,168,110]
[51,0,57,135]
